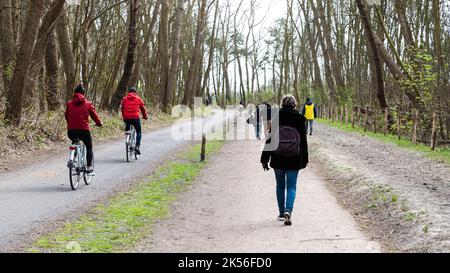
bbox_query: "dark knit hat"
[74,84,85,94]
[128,87,137,93]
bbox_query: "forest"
[0,0,449,144]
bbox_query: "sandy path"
[135,140,381,253]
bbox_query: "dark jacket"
[65,93,102,130]
[261,108,308,170]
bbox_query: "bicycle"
[67,140,94,191]
[125,125,139,162]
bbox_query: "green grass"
[403,212,417,222]
[366,185,397,209]
[28,140,224,253]
[317,118,450,165]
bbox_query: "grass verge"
[28,140,224,253]
[317,118,450,165]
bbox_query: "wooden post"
[431,112,438,151]
[336,106,339,121]
[331,106,335,123]
[336,106,342,122]
[351,108,355,128]
[357,107,361,127]
[201,134,206,162]
[223,118,227,141]
[345,107,349,124]
[384,107,389,135]
[397,104,401,140]
[364,106,368,132]
[411,109,419,144]
[373,110,377,133]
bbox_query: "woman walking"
[261,95,308,226]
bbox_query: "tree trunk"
[130,0,160,91]
[158,0,169,109]
[303,6,323,92]
[182,0,207,107]
[201,0,219,103]
[0,0,15,92]
[356,0,390,117]
[309,0,337,103]
[57,10,76,101]
[372,16,425,112]
[23,0,66,107]
[100,41,127,109]
[5,0,46,125]
[108,0,138,112]
[314,0,344,89]
[394,0,414,48]
[165,0,185,112]
[45,30,61,111]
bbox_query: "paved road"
[0,112,231,250]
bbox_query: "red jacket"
[65,93,102,130]
[121,93,148,120]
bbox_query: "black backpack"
[274,125,301,157]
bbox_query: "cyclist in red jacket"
[121,87,148,155]
[65,84,103,175]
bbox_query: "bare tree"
[4,0,46,124]
[108,0,138,112]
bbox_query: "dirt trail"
[309,123,450,252]
[134,139,381,253]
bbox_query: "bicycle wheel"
[126,141,130,163]
[129,126,136,161]
[83,145,94,185]
[69,161,79,191]
[132,128,139,160]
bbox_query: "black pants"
[68,130,94,167]
[124,119,142,146]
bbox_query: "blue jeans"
[254,122,261,139]
[305,120,314,135]
[274,169,300,215]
